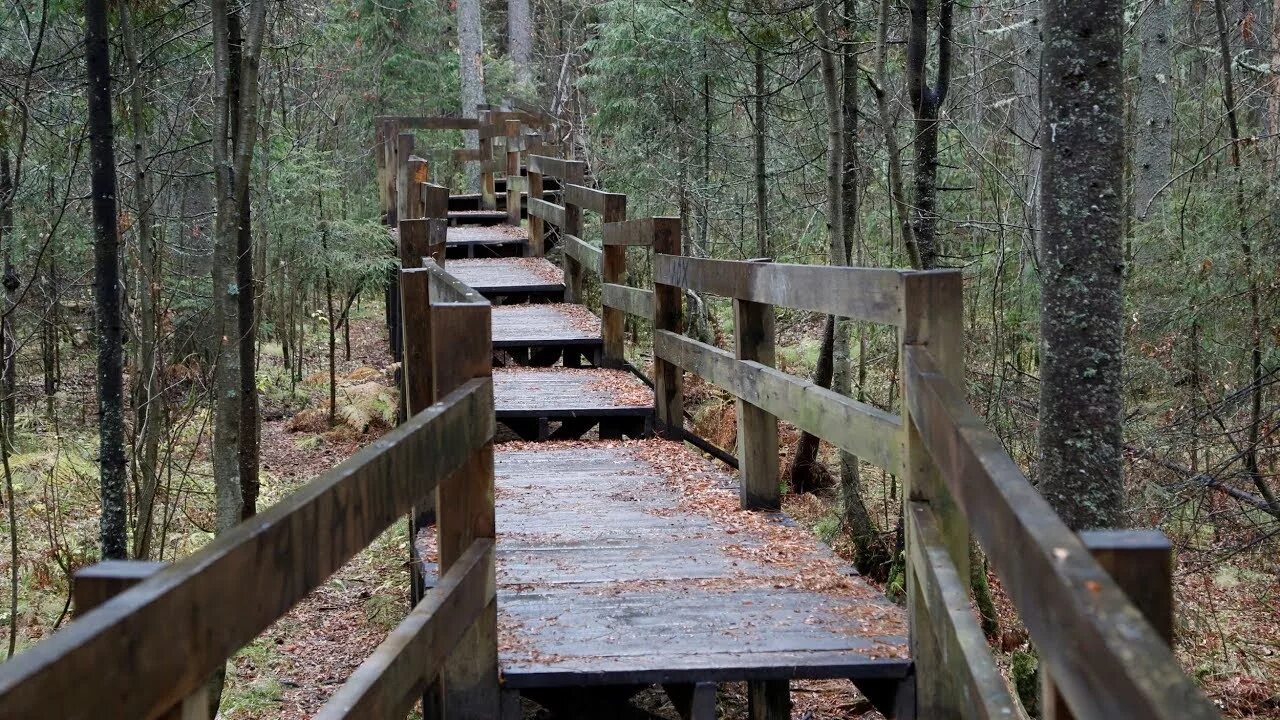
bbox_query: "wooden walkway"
[446,257,564,301]
[479,444,908,687]
[446,224,527,258]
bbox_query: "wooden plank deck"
[490,303,603,367]
[445,224,527,258]
[419,442,909,689]
[446,257,565,300]
[493,368,651,418]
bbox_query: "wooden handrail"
[904,345,1218,719]
[0,378,494,720]
[316,539,496,719]
[653,255,905,327]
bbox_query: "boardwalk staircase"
[0,105,1222,720]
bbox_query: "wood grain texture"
[654,331,901,472]
[602,283,653,320]
[493,368,652,417]
[527,154,585,179]
[561,234,602,275]
[315,540,495,719]
[0,380,494,720]
[906,502,1018,720]
[654,255,905,327]
[563,184,626,217]
[527,198,566,227]
[734,296,779,511]
[446,258,565,298]
[903,346,1219,720]
[440,445,910,689]
[651,218,684,437]
[603,217,659,246]
[491,304,602,349]
[527,171,545,256]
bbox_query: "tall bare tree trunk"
[1135,0,1173,219]
[120,2,164,559]
[508,0,533,93]
[753,45,768,259]
[871,0,917,265]
[906,0,955,270]
[1038,0,1126,530]
[458,0,486,192]
[86,0,128,559]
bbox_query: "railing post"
[734,262,779,511]
[1042,530,1173,720]
[505,119,522,226]
[406,156,428,220]
[527,169,545,256]
[899,269,967,716]
[599,197,629,367]
[394,132,415,227]
[74,562,211,719]
[480,111,497,210]
[652,217,683,438]
[433,294,498,719]
[561,162,585,302]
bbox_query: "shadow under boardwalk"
[472,441,910,691]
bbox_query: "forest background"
[0,0,1277,716]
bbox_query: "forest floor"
[2,303,1275,717]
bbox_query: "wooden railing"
[0,193,500,719]
[644,256,1220,719]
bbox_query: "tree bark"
[119,1,165,559]
[871,0,918,266]
[86,0,129,559]
[906,0,955,270]
[508,0,533,93]
[1037,0,1126,530]
[753,45,768,259]
[1135,0,1173,218]
[458,0,486,192]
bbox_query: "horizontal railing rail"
[0,377,494,719]
[649,253,1219,718]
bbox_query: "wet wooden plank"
[491,304,602,349]
[475,444,908,689]
[446,225,529,248]
[493,369,652,418]
[446,258,565,298]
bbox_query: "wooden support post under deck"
[652,217,684,438]
[480,111,497,210]
[505,119,522,226]
[1042,530,1173,720]
[433,299,499,719]
[734,278,779,511]
[561,162,585,302]
[74,562,210,720]
[527,170,545,256]
[747,679,790,720]
[599,196,629,367]
[899,269,966,716]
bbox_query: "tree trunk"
[508,0,533,93]
[1037,0,1126,530]
[1012,0,1041,262]
[906,0,955,270]
[1134,0,1173,219]
[753,45,768,259]
[871,0,918,265]
[119,2,165,559]
[86,0,129,560]
[0,150,14,447]
[458,0,486,192]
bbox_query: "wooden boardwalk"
[491,303,603,367]
[477,444,908,688]
[445,224,527,258]
[446,257,564,301]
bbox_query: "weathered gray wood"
[315,540,495,719]
[898,271,967,717]
[493,368,652,418]
[431,293,499,718]
[0,379,493,720]
[527,154,585,179]
[734,293,779,511]
[527,171,545,256]
[651,218,684,438]
[394,132,415,226]
[747,680,789,720]
[906,502,1018,720]
[479,111,497,211]
[1042,530,1175,720]
[446,258,564,298]
[563,183,626,217]
[527,198,566,227]
[72,561,166,617]
[654,330,901,473]
[560,162,586,303]
[602,217,660,246]
[401,268,435,419]
[474,445,909,689]
[423,182,450,219]
[425,260,485,304]
[903,346,1219,720]
[491,304,602,349]
[599,197,628,367]
[602,283,653,320]
[561,234,602,274]
[654,255,905,327]
[505,120,522,226]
